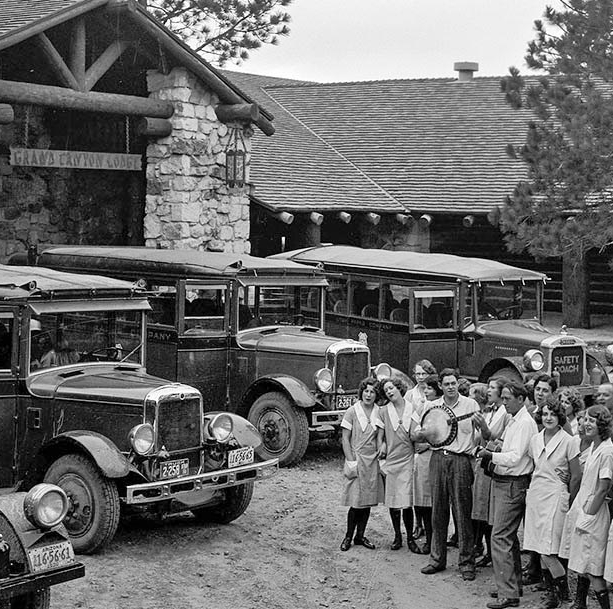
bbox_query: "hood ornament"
[560,324,568,335]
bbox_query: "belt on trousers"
[437,449,471,457]
[492,473,531,482]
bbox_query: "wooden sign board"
[10,148,141,171]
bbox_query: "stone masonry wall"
[145,67,251,253]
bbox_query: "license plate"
[28,540,75,573]
[228,446,254,469]
[160,458,189,479]
[335,395,354,410]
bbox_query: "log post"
[0,104,14,124]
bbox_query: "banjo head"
[420,404,459,448]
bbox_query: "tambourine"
[420,404,475,448]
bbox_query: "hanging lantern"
[225,128,247,188]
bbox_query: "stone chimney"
[454,62,479,82]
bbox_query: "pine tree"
[148,0,292,65]
[500,0,613,327]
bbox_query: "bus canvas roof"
[272,245,548,284]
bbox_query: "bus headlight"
[23,484,69,529]
[314,368,333,393]
[523,349,545,372]
[605,344,613,366]
[129,423,155,455]
[373,363,392,379]
[207,413,233,443]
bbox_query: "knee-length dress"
[523,428,578,555]
[408,388,432,507]
[380,399,415,508]
[559,438,613,576]
[340,401,384,508]
[471,405,509,522]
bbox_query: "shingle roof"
[0,0,96,42]
[224,71,408,213]
[224,71,534,215]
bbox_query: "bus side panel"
[408,335,459,377]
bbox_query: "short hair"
[414,359,437,375]
[557,386,584,416]
[379,376,408,397]
[586,405,612,440]
[424,374,443,397]
[358,377,378,400]
[535,396,567,427]
[503,380,528,400]
[469,382,488,408]
[488,377,506,398]
[533,373,558,394]
[439,367,460,382]
[457,377,471,397]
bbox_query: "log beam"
[137,117,172,137]
[35,34,80,90]
[337,211,352,224]
[215,103,260,123]
[84,40,130,92]
[0,79,174,118]
[70,17,86,90]
[365,212,381,225]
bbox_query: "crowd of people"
[339,362,613,609]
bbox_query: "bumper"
[125,458,278,506]
[311,409,347,427]
[0,563,85,600]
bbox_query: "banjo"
[420,403,476,448]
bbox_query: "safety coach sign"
[10,148,141,171]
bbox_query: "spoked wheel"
[44,454,120,554]
[248,392,309,467]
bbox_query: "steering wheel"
[82,346,120,362]
[497,305,523,320]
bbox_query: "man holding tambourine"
[413,368,480,582]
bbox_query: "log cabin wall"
[428,213,613,314]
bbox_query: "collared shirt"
[425,394,480,454]
[491,405,538,476]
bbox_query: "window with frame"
[183,285,227,334]
[0,314,13,370]
[413,290,455,330]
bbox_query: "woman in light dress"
[409,367,441,555]
[378,376,425,553]
[470,377,509,568]
[340,377,385,551]
[557,387,584,437]
[523,397,580,608]
[559,405,613,609]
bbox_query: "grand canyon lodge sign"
[10,148,142,171]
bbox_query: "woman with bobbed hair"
[557,387,584,436]
[340,377,385,551]
[559,405,613,609]
[378,376,425,553]
[524,397,581,608]
[406,360,437,544]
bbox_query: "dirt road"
[53,442,546,609]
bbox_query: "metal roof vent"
[454,62,479,82]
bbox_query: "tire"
[191,481,254,524]
[490,366,523,383]
[248,392,309,467]
[11,589,50,609]
[43,454,120,554]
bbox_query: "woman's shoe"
[354,536,376,549]
[413,525,425,539]
[391,536,402,551]
[340,537,351,551]
[408,539,425,554]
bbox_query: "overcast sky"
[230,0,555,82]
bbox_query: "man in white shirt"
[477,380,537,609]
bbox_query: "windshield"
[476,282,539,322]
[29,310,144,372]
[239,285,323,329]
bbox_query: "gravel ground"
[52,441,555,609]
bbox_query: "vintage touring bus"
[273,245,609,394]
[23,247,385,466]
